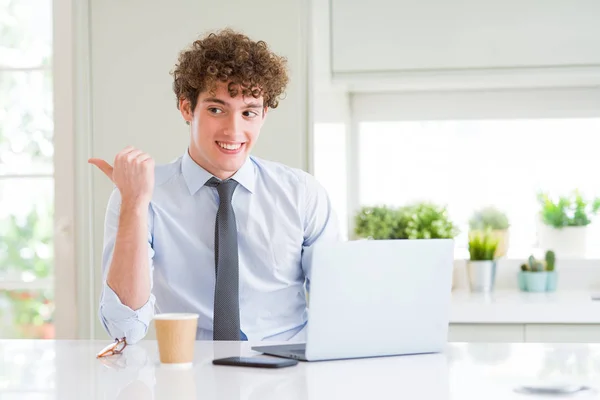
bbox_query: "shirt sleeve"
[300,172,343,291]
[98,187,156,344]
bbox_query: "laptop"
[252,239,454,362]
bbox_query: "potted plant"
[400,202,460,239]
[354,202,459,240]
[354,205,403,240]
[469,206,510,258]
[466,229,500,292]
[519,250,557,292]
[537,191,600,258]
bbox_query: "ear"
[179,97,193,123]
[261,106,268,124]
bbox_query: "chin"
[216,158,245,174]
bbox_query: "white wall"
[310,0,349,126]
[329,0,600,93]
[331,0,600,73]
[85,1,310,339]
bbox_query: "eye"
[243,110,259,118]
[208,107,223,114]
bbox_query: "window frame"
[51,0,95,339]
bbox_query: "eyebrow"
[202,97,263,109]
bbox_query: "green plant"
[520,251,556,272]
[401,202,460,239]
[0,205,54,338]
[529,255,545,272]
[8,290,54,325]
[469,206,510,231]
[0,209,53,279]
[468,229,499,261]
[545,250,556,272]
[520,263,528,272]
[354,202,460,240]
[538,190,600,228]
[354,206,403,239]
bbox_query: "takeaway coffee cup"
[154,313,199,368]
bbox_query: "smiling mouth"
[216,141,245,153]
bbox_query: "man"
[89,29,340,344]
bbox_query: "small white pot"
[466,260,497,293]
[538,224,588,258]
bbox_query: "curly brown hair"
[171,28,289,115]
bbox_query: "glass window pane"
[0,178,53,281]
[0,0,53,68]
[0,289,54,339]
[358,119,600,258]
[0,70,53,175]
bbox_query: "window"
[0,0,54,338]
[311,89,600,258]
[358,118,600,258]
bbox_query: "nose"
[223,113,243,138]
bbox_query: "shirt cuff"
[99,284,155,344]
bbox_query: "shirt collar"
[181,150,255,195]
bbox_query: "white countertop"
[2,340,600,399]
[450,290,600,324]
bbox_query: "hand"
[88,146,155,207]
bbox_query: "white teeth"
[217,142,242,150]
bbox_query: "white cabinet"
[331,0,600,74]
[449,324,525,343]
[525,325,600,343]
[450,324,600,343]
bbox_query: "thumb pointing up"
[88,158,114,182]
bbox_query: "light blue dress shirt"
[99,150,341,344]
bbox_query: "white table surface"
[1,340,600,399]
[450,290,600,324]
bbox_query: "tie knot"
[206,177,238,203]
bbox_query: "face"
[179,81,268,179]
